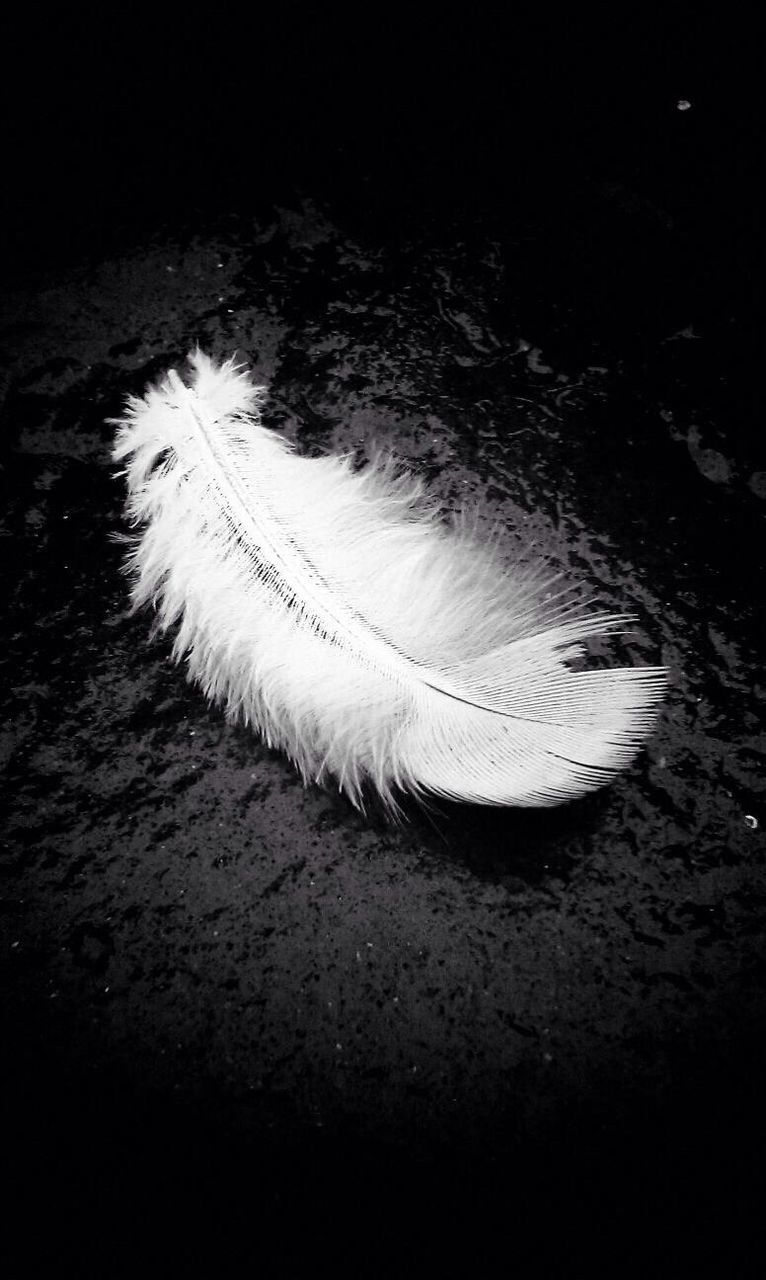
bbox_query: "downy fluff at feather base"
[112,351,666,810]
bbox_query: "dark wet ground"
[2,11,765,1269]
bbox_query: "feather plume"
[112,351,666,810]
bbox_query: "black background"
[2,4,765,1270]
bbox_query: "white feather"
[112,351,666,810]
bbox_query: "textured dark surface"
[2,9,765,1268]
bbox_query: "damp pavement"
[2,13,765,1268]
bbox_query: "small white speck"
[745,814,759,830]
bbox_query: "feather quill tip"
[113,351,667,812]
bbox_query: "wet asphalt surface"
[2,10,765,1269]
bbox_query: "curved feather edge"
[112,350,667,810]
